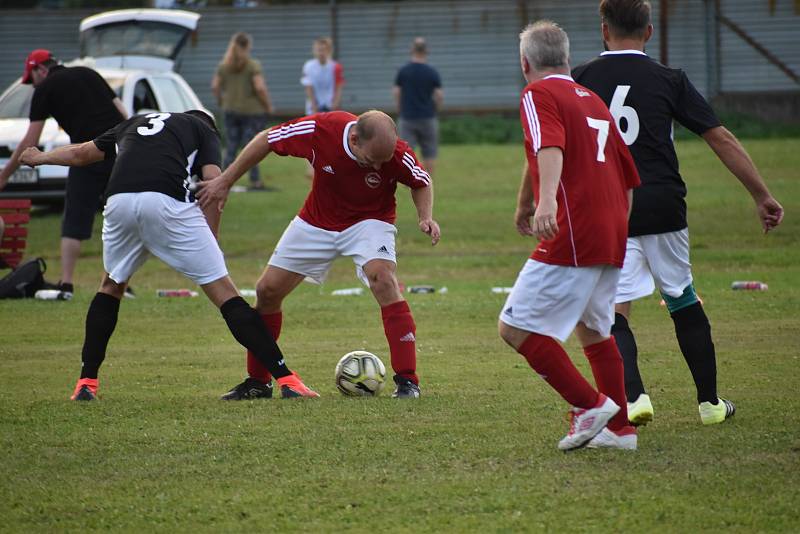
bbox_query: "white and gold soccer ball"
[334,351,387,396]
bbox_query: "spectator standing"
[0,50,127,298]
[212,32,274,191]
[393,37,443,175]
[301,37,344,114]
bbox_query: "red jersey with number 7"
[520,74,640,268]
[266,111,431,231]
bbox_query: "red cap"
[22,49,53,84]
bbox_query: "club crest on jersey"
[364,172,382,188]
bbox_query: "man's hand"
[195,174,232,213]
[20,147,43,167]
[532,197,559,241]
[514,203,535,237]
[419,218,441,246]
[756,195,784,233]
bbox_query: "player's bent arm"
[112,97,128,120]
[223,132,273,186]
[0,120,45,189]
[20,141,104,169]
[410,185,441,246]
[702,126,784,231]
[200,164,223,237]
[533,147,563,241]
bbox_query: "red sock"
[584,337,629,431]
[518,333,598,409]
[381,300,418,384]
[246,311,283,383]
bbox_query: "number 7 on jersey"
[586,117,610,162]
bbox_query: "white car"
[0,9,207,202]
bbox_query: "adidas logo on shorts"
[377,245,389,254]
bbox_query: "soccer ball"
[334,351,387,397]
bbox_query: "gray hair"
[519,20,570,70]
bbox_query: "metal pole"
[659,0,669,65]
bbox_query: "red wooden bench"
[0,199,32,269]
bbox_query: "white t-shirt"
[301,58,344,114]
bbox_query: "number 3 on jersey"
[137,112,171,136]
[609,85,639,145]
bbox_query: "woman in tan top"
[212,32,274,190]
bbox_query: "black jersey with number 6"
[93,112,221,203]
[572,51,721,237]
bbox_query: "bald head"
[351,110,397,167]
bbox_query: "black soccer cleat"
[73,385,96,401]
[391,375,421,399]
[220,377,273,400]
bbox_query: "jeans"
[223,111,268,183]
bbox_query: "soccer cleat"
[277,373,320,398]
[587,426,638,450]
[557,394,620,451]
[123,286,136,299]
[71,378,98,401]
[627,393,654,426]
[699,397,736,425]
[391,375,420,399]
[220,377,273,400]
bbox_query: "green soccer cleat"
[627,393,654,426]
[699,398,736,425]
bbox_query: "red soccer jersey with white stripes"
[520,75,640,268]
[266,111,431,231]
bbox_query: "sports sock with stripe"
[671,302,718,404]
[80,292,121,379]
[221,297,290,379]
[517,333,599,409]
[584,337,629,431]
[246,311,282,383]
[611,313,646,402]
[381,300,418,384]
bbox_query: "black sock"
[220,296,291,379]
[671,302,718,404]
[612,313,645,402]
[80,292,121,379]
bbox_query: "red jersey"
[520,75,640,267]
[267,111,431,231]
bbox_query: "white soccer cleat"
[627,393,654,426]
[587,426,638,450]
[557,394,620,451]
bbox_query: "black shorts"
[62,159,113,240]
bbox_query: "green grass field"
[1,139,798,532]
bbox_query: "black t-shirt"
[572,51,721,236]
[29,65,124,143]
[93,112,221,202]
[394,62,442,120]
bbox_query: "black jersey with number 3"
[93,112,221,202]
[572,51,721,236]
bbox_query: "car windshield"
[0,75,124,119]
[81,21,188,60]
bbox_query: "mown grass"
[1,139,798,532]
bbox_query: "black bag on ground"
[0,257,47,299]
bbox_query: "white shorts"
[102,192,228,285]
[499,259,620,343]
[268,216,397,285]
[616,229,693,303]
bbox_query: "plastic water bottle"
[34,289,72,301]
[331,287,364,296]
[408,285,435,294]
[156,289,199,297]
[731,281,768,291]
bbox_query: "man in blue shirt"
[393,38,443,175]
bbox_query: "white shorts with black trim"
[268,216,397,285]
[102,192,228,285]
[499,259,620,343]
[616,228,693,303]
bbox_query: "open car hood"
[79,9,200,71]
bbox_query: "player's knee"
[255,279,284,308]
[661,283,699,313]
[367,268,398,297]
[498,320,518,347]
